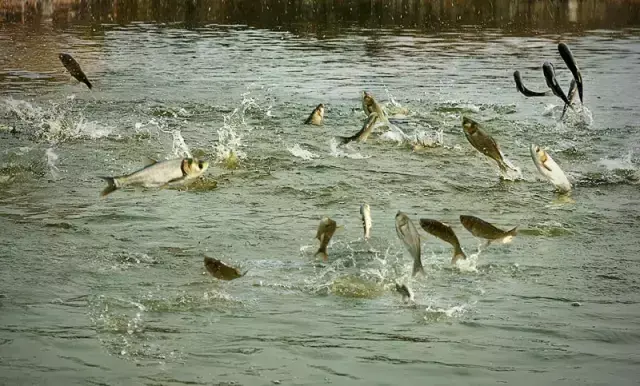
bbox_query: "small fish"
[394,283,414,303]
[530,144,572,193]
[513,70,550,97]
[204,256,247,280]
[315,217,337,261]
[362,91,385,118]
[558,42,583,104]
[459,215,518,245]
[542,62,572,106]
[395,211,424,276]
[360,203,372,240]
[99,157,209,197]
[304,103,325,126]
[462,117,511,173]
[419,218,466,264]
[338,112,379,145]
[58,53,92,89]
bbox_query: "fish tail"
[412,259,425,277]
[506,226,518,237]
[314,248,328,261]
[84,79,93,89]
[99,177,118,197]
[452,247,467,264]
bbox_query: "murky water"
[2,2,640,385]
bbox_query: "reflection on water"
[2,0,640,31]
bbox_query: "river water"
[1,2,640,385]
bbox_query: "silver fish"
[304,103,325,126]
[419,218,466,264]
[339,112,379,145]
[360,203,372,240]
[530,144,572,193]
[100,157,209,197]
[362,91,385,118]
[462,116,511,173]
[459,215,518,245]
[395,211,424,276]
[315,217,337,261]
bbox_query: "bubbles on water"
[288,143,318,160]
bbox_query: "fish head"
[58,53,72,64]
[462,116,479,136]
[360,203,370,215]
[183,158,209,177]
[530,144,548,166]
[316,104,325,117]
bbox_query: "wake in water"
[288,143,318,160]
[328,137,371,159]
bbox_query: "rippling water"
[1,3,640,385]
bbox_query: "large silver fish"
[315,217,337,261]
[395,211,424,276]
[459,215,518,245]
[530,144,572,193]
[462,117,511,173]
[360,203,372,240]
[339,112,379,145]
[304,104,325,126]
[100,157,209,197]
[59,53,92,89]
[558,42,583,104]
[419,218,466,264]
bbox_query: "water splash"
[168,130,192,158]
[288,144,318,160]
[212,108,247,168]
[45,147,60,180]
[328,138,370,159]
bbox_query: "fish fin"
[84,79,92,89]
[506,226,518,237]
[542,162,553,172]
[241,269,250,277]
[143,157,158,167]
[99,177,118,197]
[412,260,425,277]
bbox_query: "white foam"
[288,144,318,160]
[45,147,60,180]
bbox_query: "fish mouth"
[558,43,583,103]
[462,116,477,134]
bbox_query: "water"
[2,2,640,385]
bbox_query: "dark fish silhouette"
[513,70,550,97]
[204,256,247,281]
[58,53,92,89]
[558,43,583,103]
[542,62,571,106]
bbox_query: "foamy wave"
[288,144,318,160]
[45,147,60,180]
[328,138,371,159]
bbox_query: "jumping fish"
[530,144,572,193]
[513,70,550,97]
[360,203,372,240]
[459,215,518,245]
[304,104,325,126]
[542,62,572,106]
[315,217,337,261]
[204,256,247,280]
[462,117,511,173]
[560,79,578,120]
[362,91,385,118]
[419,218,466,264]
[58,53,92,89]
[99,157,209,197]
[339,112,379,145]
[395,211,424,276]
[558,42,583,104]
